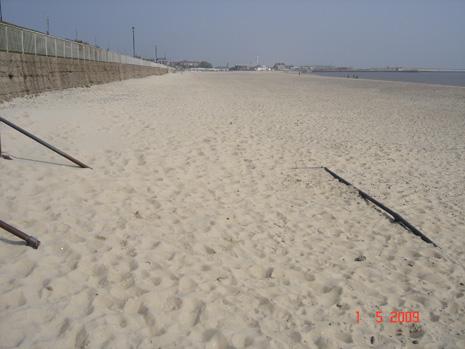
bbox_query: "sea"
[312,71,465,87]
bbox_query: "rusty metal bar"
[0,124,12,159]
[0,116,90,168]
[0,219,40,249]
[323,167,438,247]
[0,123,3,157]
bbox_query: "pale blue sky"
[1,0,464,68]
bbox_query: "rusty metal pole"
[0,220,40,249]
[0,123,11,160]
[323,167,437,247]
[0,116,90,168]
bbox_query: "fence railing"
[0,21,165,68]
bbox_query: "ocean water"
[313,71,465,87]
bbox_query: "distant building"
[229,65,250,71]
[172,60,201,69]
[254,65,271,71]
[272,63,289,71]
[156,57,169,65]
[214,66,230,71]
[169,60,215,70]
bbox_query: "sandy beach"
[1,72,464,348]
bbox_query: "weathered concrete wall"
[0,52,168,103]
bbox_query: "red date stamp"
[356,310,420,324]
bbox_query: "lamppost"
[0,0,4,22]
[131,26,135,57]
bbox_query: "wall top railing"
[0,21,166,68]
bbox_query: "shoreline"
[309,71,465,88]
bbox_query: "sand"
[0,72,464,348]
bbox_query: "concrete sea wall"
[0,52,168,103]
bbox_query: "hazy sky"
[2,0,464,68]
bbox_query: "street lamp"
[0,0,4,22]
[131,26,135,57]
